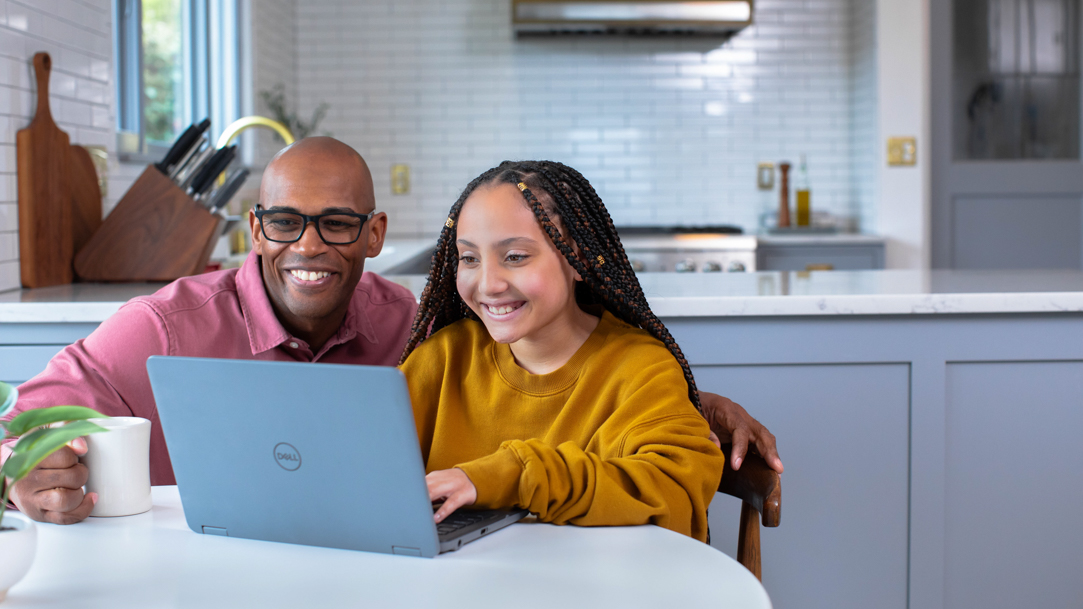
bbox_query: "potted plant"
[0,381,107,603]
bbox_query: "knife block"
[74,165,225,282]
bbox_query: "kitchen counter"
[637,269,1083,316]
[0,282,168,323]
[1,265,1080,609]
[3,269,1082,323]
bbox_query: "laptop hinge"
[392,546,422,556]
[202,526,229,536]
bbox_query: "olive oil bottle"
[795,154,811,227]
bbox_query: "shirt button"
[289,341,299,349]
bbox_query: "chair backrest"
[716,445,781,580]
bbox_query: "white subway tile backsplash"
[0,202,16,233]
[0,231,17,260]
[0,0,115,289]
[0,173,14,201]
[230,0,872,241]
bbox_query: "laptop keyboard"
[435,509,497,538]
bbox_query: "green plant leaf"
[0,420,107,483]
[5,406,106,437]
[11,426,52,453]
[0,381,17,419]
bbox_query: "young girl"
[399,161,723,542]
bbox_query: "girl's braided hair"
[399,160,701,413]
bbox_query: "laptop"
[146,356,527,558]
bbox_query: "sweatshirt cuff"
[456,444,524,509]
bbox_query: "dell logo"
[273,442,302,471]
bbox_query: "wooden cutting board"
[17,52,73,288]
[70,145,102,255]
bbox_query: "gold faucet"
[211,116,295,191]
[216,116,295,149]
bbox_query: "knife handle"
[209,168,250,212]
[156,124,197,174]
[188,145,236,197]
[177,145,216,190]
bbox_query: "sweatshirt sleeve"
[398,334,447,465]
[456,362,725,543]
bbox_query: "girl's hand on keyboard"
[427,468,478,523]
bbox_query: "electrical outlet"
[391,164,410,195]
[887,137,917,166]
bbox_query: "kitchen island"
[2,269,1082,609]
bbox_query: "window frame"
[114,0,243,162]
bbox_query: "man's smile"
[285,268,337,286]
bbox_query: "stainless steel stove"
[380,226,757,275]
[617,226,756,273]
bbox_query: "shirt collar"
[235,252,380,356]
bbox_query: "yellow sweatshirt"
[400,309,725,542]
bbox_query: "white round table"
[7,486,771,608]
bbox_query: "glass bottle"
[795,154,811,227]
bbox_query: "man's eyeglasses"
[254,207,375,245]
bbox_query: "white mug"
[82,417,152,517]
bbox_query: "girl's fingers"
[426,469,479,521]
[434,490,468,523]
[426,470,463,501]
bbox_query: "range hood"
[513,0,753,36]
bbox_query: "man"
[2,137,781,525]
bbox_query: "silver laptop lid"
[147,356,441,557]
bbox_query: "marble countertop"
[383,269,1083,317]
[638,269,1083,317]
[3,268,1082,323]
[0,282,169,323]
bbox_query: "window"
[115,0,242,158]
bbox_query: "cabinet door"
[695,363,909,609]
[931,0,1083,269]
[0,346,67,385]
[0,323,101,384]
[944,361,1083,609]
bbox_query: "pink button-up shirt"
[2,252,418,485]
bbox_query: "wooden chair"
[717,444,782,580]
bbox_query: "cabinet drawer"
[0,323,100,345]
[0,345,67,385]
[757,244,885,271]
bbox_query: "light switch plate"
[391,164,410,195]
[757,162,775,190]
[887,137,917,166]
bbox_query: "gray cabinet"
[931,1,1083,270]
[665,313,1083,609]
[698,364,909,609]
[944,361,1083,609]
[757,237,885,271]
[0,323,100,384]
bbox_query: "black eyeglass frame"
[254,207,376,245]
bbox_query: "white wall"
[249,0,296,168]
[875,0,930,269]
[0,0,927,287]
[294,0,876,239]
[850,0,878,233]
[0,0,114,291]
